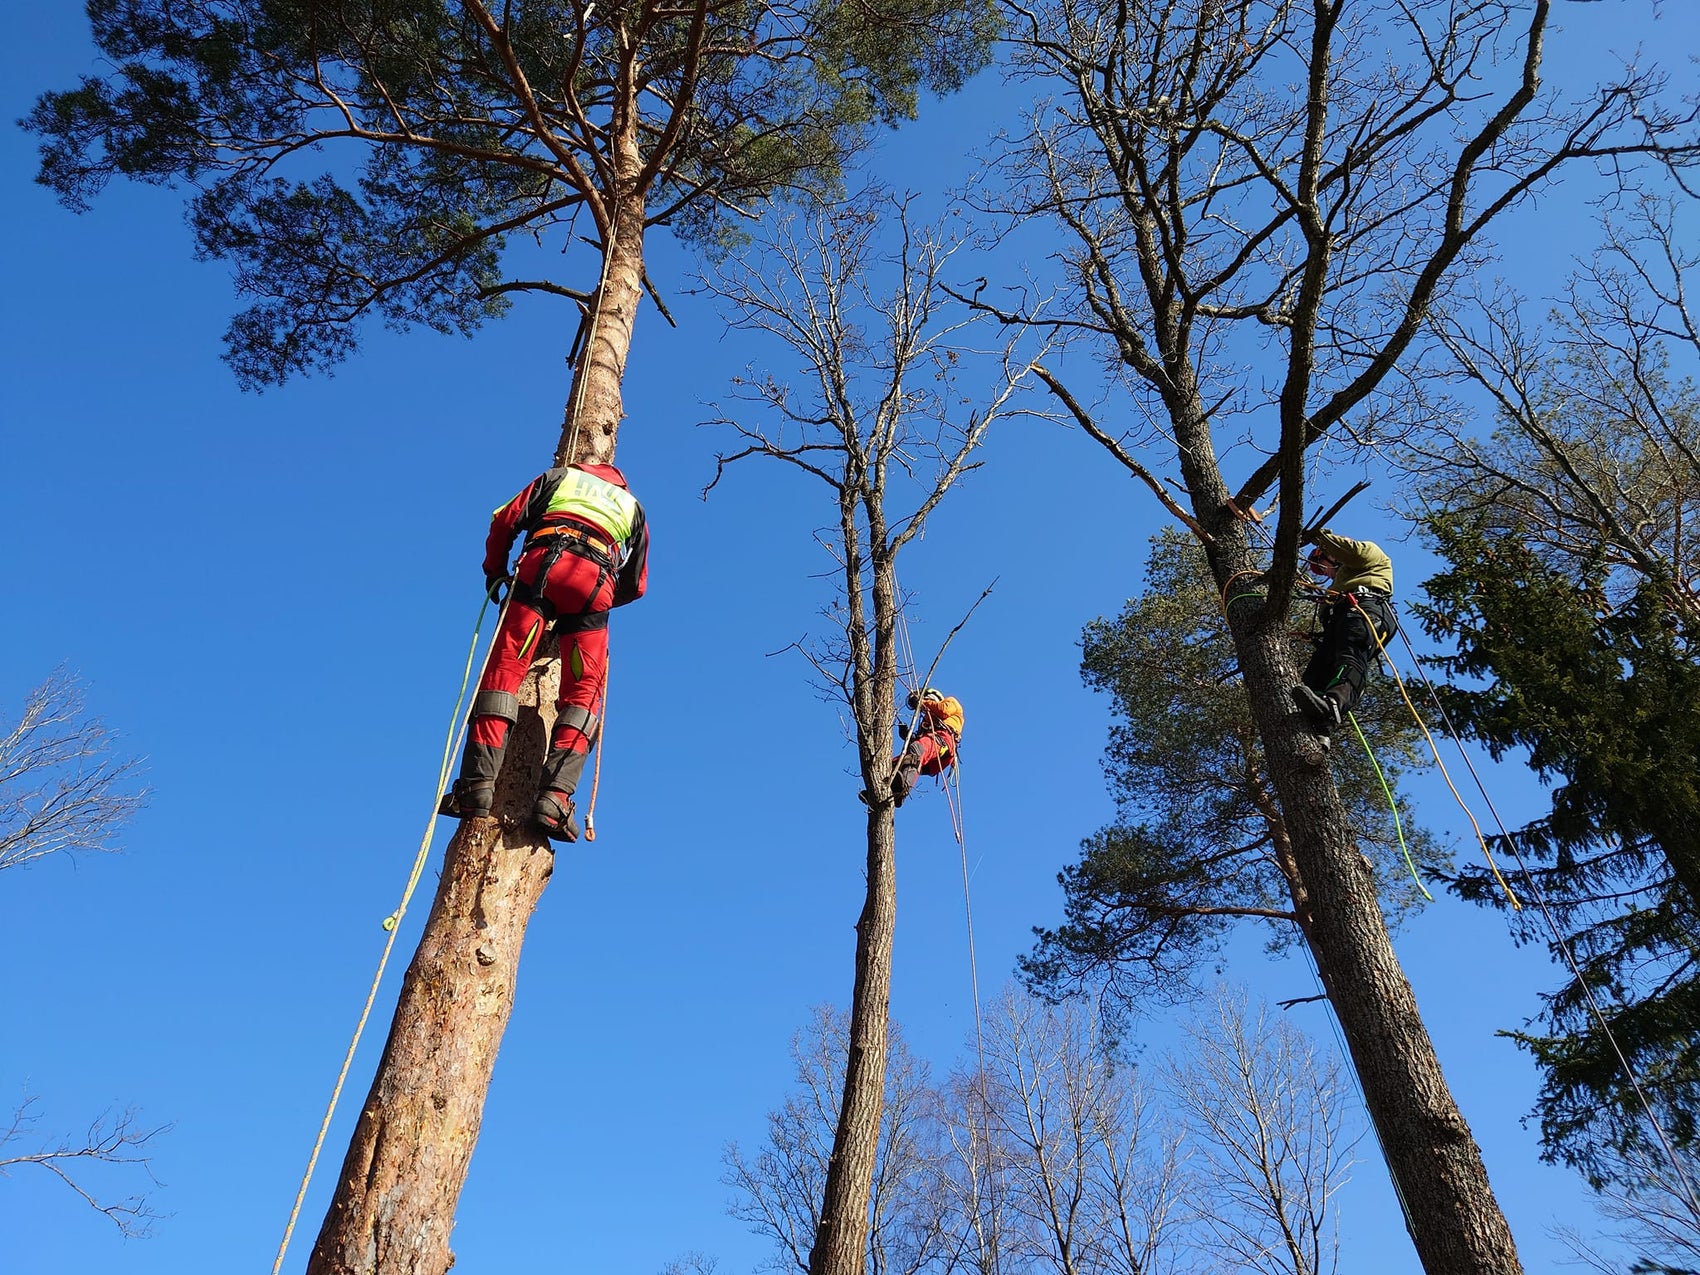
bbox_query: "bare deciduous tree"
[704,192,1044,1275]
[0,1093,169,1238]
[726,1007,956,1275]
[730,988,1353,1275]
[659,1250,723,1275]
[1556,1134,1700,1275]
[1406,193,1700,622]
[1165,989,1357,1275]
[0,669,146,874]
[960,987,1188,1275]
[0,675,161,1234]
[969,2,1697,1269]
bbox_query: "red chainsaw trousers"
[472,543,614,754]
[903,728,956,776]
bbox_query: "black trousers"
[1303,592,1396,717]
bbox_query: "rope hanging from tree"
[270,590,513,1275]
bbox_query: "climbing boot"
[438,738,506,819]
[533,789,581,842]
[890,756,922,809]
[533,747,589,842]
[438,778,495,819]
[1290,683,1341,728]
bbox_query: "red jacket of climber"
[483,462,648,607]
[440,462,650,843]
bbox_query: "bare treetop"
[985,0,1694,574]
[0,670,147,874]
[1407,193,1700,618]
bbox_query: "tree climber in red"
[887,687,965,808]
[1291,527,1395,730]
[439,463,648,841]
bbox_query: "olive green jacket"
[1313,529,1393,595]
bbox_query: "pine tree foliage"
[1418,516,1700,1184]
[22,0,997,386]
[1022,532,1438,1013]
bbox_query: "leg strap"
[555,703,600,741]
[472,689,520,723]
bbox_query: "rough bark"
[975,0,1681,1261]
[1204,501,1524,1275]
[306,661,559,1275]
[306,190,644,1275]
[808,813,899,1275]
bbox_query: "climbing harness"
[273,216,638,1270]
[270,589,512,1275]
[1232,497,1700,1220]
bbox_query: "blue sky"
[3,4,1697,1273]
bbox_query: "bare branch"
[0,1094,171,1238]
[0,670,148,873]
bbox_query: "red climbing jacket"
[483,463,648,605]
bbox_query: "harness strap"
[525,521,617,562]
[517,536,613,622]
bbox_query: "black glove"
[897,723,911,741]
[485,572,512,604]
[906,690,921,710]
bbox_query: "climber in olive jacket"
[1291,528,1395,730]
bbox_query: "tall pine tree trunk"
[306,191,647,1275]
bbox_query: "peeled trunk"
[306,663,560,1275]
[305,196,646,1275]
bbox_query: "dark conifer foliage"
[22,0,998,387]
[1419,517,1700,1184]
[1023,533,1438,1013]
